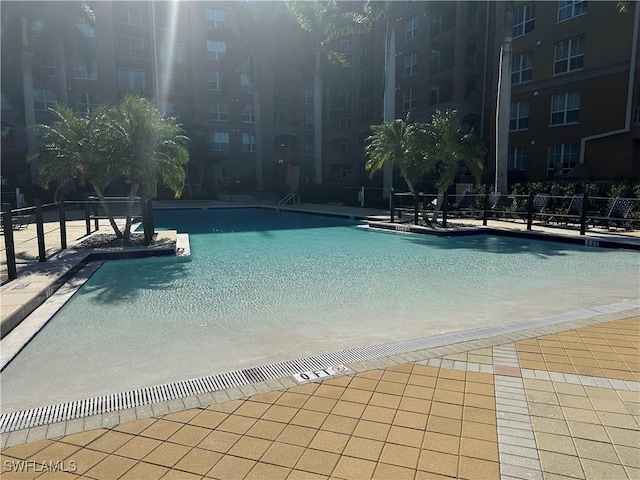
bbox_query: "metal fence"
[389,190,640,234]
[1,195,154,283]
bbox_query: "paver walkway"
[1,316,638,479]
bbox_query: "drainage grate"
[0,300,637,434]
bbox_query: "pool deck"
[0,202,639,479]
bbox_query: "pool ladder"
[277,191,300,214]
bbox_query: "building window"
[115,3,146,25]
[430,86,440,105]
[241,105,255,123]
[210,131,229,151]
[305,114,314,130]
[511,51,533,84]
[118,69,146,93]
[513,2,535,38]
[554,36,584,75]
[551,92,580,125]
[75,92,99,113]
[159,42,186,63]
[339,117,351,129]
[159,73,186,94]
[558,0,587,22]
[338,91,352,108]
[508,147,527,171]
[205,8,225,29]
[405,15,419,40]
[242,133,256,152]
[510,101,529,131]
[339,141,350,152]
[403,88,417,111]
[430,49,441,73]
[209,102,229,121]
[33,89,58,111]
[404,51,418,76]
[304,88,314,105]
[208,72,221,91]
[305,138,314,155]
[73,61,98,80]
[547,144,577,174]
[207,40,226,61]
[465,41,478,68]
[240,74,254,94]
[41,53,56,77]
[116,36,145,58]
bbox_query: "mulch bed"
[73,233,154,249]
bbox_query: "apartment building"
[501,0,640,184]
[2,1,638,194]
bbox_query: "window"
[242,133,256,152]
[114,4,146,25]
[33,89,58,111]
[208,72,221,91]
[41,52,56,77]
[508,147,527,171]
[554,36,584,74]
[159,73,186,94]
[210,131,229,151]
[465,41,478,68]
[305,138,314,155]
[241,105,255,123]
[210,102,229,121]
[118,69,146,93]
[75,92,99,113]
[240,74,254,94]
[339,141,350,152]
[205,8,225,29]
[338,91,352,108]
[305,114,314,130]
[159,42,186,63]
[547,144,577,174]
[405,15,419,40]
[73,60,98,80]
[551,92,580,125]
[404,51,418,76]
[430,86,440,105]
[513,2,535,38]
[304,88,314,105]
[558,0,587,22]
[207,40,226,61]
[511,51,533,84]
[430,49,441,73]
[403,88,416,111]
[510,101,529,131]
[339,117,351,129]
[117,37,145,58]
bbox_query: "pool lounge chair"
[595,196,635,230]
[550,194,584,226]
[529,193,550,223]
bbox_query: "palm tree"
[364,115,431,222]
[286,0,382,184]
[113,95,189,242]
[1,1,95,183]
[420,110,487,223]
[26,104,125,236]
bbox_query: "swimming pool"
[1,208,639,412]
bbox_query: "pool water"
[2,208,639,411]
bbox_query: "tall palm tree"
[26,104,125,236]
[364,115,429,215]
[286,0,382,184]
[1,1,95,183]
[420,110,487,222]
[113,95,189,242]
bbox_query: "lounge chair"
[530,193,550,223]
[599,196,634,230]
[449,191,478,218]
[550,194,584,226]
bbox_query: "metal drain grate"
[0,300,637,434]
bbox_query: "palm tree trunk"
[431,189,445,224]
[123,181,140,243]
[93,184,123,238]
[400,168,432,227]
[313,50,322,184]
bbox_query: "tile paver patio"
[1,316,637,479]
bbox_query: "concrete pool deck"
[1,202,639,479]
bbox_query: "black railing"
[1,196,154,283]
